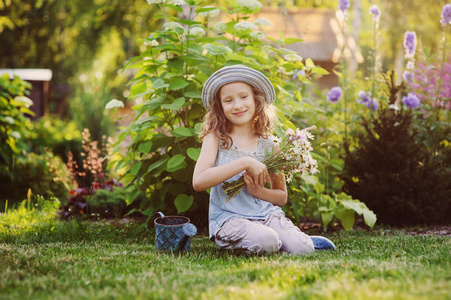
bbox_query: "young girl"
[192,65,335,254]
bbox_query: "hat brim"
[202,65,275,109]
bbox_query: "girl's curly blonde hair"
[199,85,277,149]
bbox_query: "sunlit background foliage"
[0,0,449,230]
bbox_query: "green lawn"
[1,204,450,299]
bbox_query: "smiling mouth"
[233,110,247,116]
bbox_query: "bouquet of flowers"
[222,126,319,202]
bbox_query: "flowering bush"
[60,129,127,220]
[322,1,451,226]
[406,54,451,110]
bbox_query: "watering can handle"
[155,212,165,219]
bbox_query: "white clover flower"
[285,53,303,62]
[236,0,263,11]
[189,27,206,36]
[167,0,186,6]
[105,99,124,110]
[212,21,226,32]
[147,0,163,4]
[234,21,256,31]
[253,18,273,28]
[199,6,221,18]
[163,22,184,31]
[250,31,266,40]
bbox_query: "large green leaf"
[284,37,303,45]
[312,67,330,75]
[363,209,377,229]
[196,6,218,13]
[167,154,187,172]
[152,78,166,89]
[178,19,202,26]
[172,127,193,137]
[147,157,169,174]
[138,141,153,154]
[167,57,184,70]
[335,208,355,231]
[187,147,201,161]
[161,97,185,110]
[143,97,164,110]
[184,91,202,98]
[130,82,147,96]
[174,194,194,214]
[168,78,190,90]
[320,211,334,229]
[130,162,142,176]
[340,195,377,228]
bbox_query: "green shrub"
[286,174,376,230]
[88,187,127,218]
[341,107,451,225]
[25,115,83,162]
[0,74,33,177]
[0,152,72,204]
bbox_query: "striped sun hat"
[201,64,276,109]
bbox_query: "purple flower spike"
[403,71,413,83]
[327,87,343,102]
[358,90,371,105]
[369,5,381,25]
[403,31,417,59]
[338,0,350,12]
[402,93,421,109]
[368,98,379,111]
[441,4,451,26]
[358,91,378,111]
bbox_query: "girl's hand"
[243,172,262,197]
[244,157,270,187]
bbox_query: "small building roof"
[0,69,52,81]
[249,8,363,63]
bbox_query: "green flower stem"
[150,48,159,77]
[434,25,448,109]
[339,17,349,141]
[371,22,378,100]
[432,25,449,162]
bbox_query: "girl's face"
[219,82,256,128]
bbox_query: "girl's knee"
[248,227,281,254]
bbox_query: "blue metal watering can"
[154,212,197,252]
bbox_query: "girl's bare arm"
[192,133,269,191]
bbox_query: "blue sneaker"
[310,236,336,250]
